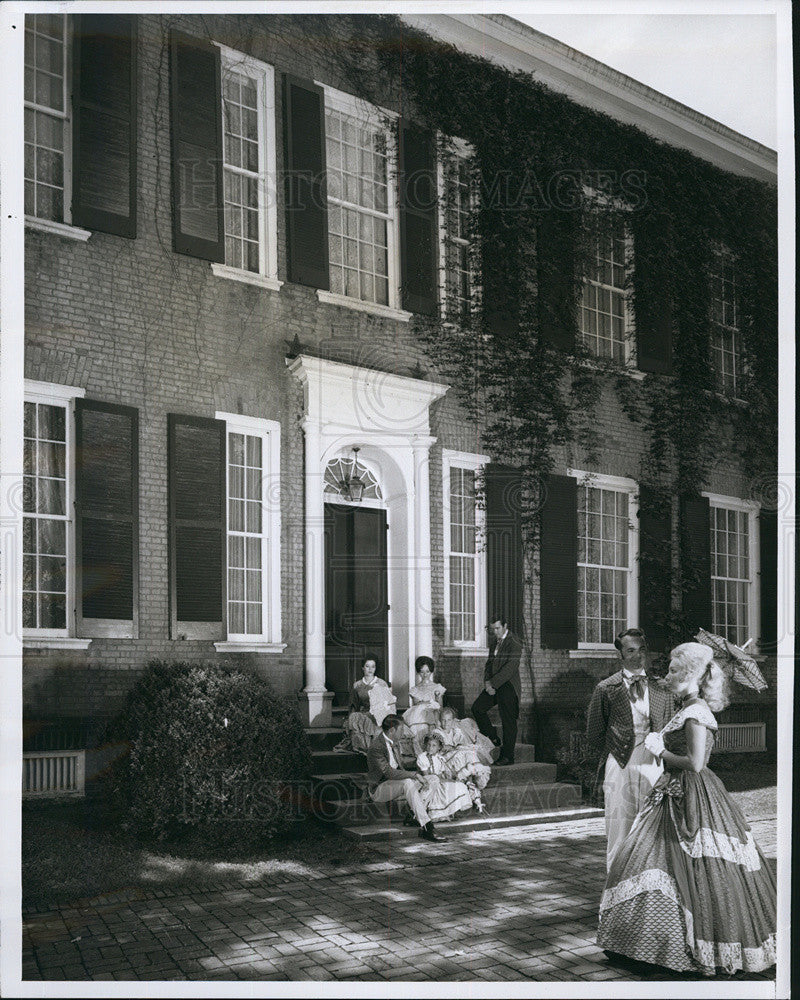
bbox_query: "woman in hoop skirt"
[597,642,776,976]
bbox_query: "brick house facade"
[18,13,778,758]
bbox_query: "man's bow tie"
[626,674,646,702]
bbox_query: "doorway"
[324,503,389,706]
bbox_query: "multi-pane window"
[580,218,629,362]
[449,467,478,643]
[442,154,475,321]
[226,432,265,636]
[325,104,391,305]
[710,250,741,396]
[23,401,69,631]
[24,14,68,222]
[577,485,631,644]
[710,504,751,646]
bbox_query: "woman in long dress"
[336,658,396,755]
[402,656,446,750]
[416,733,475,821]
[597,642,776,976]
[431,706,492,790]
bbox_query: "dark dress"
[597,701,776,975]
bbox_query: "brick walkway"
[22,815,777,983]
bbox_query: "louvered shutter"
[283,74,329,288]
[638,486,672,652]
[72,14,137,237]
[679,493,711,630]
[169,31,224,261]
[540,473,578,648]
[537,212,576,351]
[759,506,777,655]
[398,122,437,316]
[75,400,138,636]
[485,464,524,637]
[168,415,226,638]
[634,233,673,374]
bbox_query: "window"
[216,46,278,282]
[323,89,397,308]
[573,472,638,646]
[25,14,68,223]
[707,495,759,646]
[439,143,477,323]
[23,394,71,633]
[443,451,488,647]
[709,249,741,396]
[217,414,282,650]
[580,215,632,363]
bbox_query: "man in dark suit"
[586,627,676,869]
[366,715,442,841]
[471,615,523,765]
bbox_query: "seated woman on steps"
[401,656,446,751]
[431,706,493,792]
[416,733,480,819]
[335,657,396,755]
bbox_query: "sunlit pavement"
[22,814,777,983]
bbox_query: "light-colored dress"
[598,701,776,975]
[431,724,492,790]
[339,678,394,754]
[402,680,446,745]
[456,717,496,766]
[416,751,473,821]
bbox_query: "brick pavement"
[22,815,777,984]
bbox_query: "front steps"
[306,718,601,840]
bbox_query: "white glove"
[644,732,665,758]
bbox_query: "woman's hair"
[415,655,435,673]
[438,706,456,723]
[669,641,731,713]
[362,657,378,671]
[424,733,443,752]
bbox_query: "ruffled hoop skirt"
[597,767,776,975]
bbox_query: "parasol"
[695,628,767,692]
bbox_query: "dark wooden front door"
[324,504,389,706]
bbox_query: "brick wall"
[23,15,773,753]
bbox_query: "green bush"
[106,660,312,844]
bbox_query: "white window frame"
[708,246,743,399]
[22,380,91,650]
[315,83,410,322]
[24,14,92,241]
[704,491,760,650]
[214,412,284,653]
[442,449,489,651]
[569,468,639,655]
[437,136,477,324]
[211,43,282,292]
[579,198,635,368]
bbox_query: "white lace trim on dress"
[600,868,776,973]
[677,827,762,870]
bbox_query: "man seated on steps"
[366,715,443,841]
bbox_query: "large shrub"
[107,660,312,843]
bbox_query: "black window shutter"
[75,400,138,635]
[168,415,226,637]
[283,74,329,289]
[537,212,576,351]
[72,14,137,237]
[638,486,672,653]
[484,464,524,638]
[398,122,437,316]
[679,493,711,631]
[759,506,777,655]
[634,236,673,374]
[169,31,224,261]
[540,473,578,649]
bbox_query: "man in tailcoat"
[586,627,676,869]
[472,615,523,766]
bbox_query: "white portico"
[288,355,448,727]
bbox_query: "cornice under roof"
[400,13,776,185]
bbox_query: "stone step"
[322,780,583,826]
[311,749,368,774]
[341,805,604,842]
[304,726,346,751]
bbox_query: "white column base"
[297,690,335,728]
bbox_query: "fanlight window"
[323,456,382,501]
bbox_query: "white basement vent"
[713,722,767,754]
[23,750,86,797]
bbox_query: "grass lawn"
[22,794,372,912]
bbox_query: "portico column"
[297,417,334,727]
[412,437,436,666]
